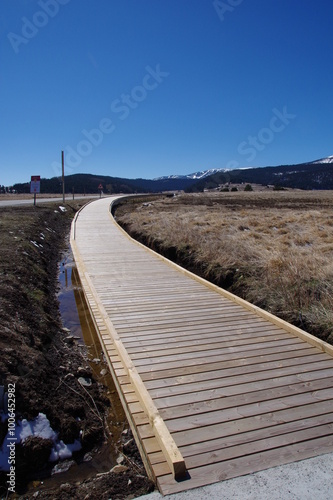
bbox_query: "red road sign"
[30,175,41,194]
[98,184,103,190]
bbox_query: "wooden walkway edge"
[70,196,333,495]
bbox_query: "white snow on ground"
[0,412,81,471]
[311,155,333,164]
[49,439,82,461]
[19,413,57,441]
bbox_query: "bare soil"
[0,200,154,498]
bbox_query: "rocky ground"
[0,199,154,498]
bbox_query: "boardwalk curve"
[71,196,333,495]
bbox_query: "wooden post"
[34,193,36,206]
[62,150,65,203]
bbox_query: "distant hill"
[186,160,333,192]
[11,156,333,194]
[12,173,196,195]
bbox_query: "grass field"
[115,190,333,344]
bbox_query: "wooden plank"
[121,323,285,346]
[142,351,327,386]
[106,303,248,319]
[130,338,304,368]
[157,436,333,495]
[104,297,236,314]
[83,268,186,480]
[126,333,295,358]
[147,362,333,401]
[133,344,311,374]
[149,412,333,463]
[155,376,333,419]
[72,196,333,496]
[155,422,333,475]
[117,343,314,380]
[112,311,255,330]
[139,347,321,382]
[142,399,333,449]
[167,387,333,431]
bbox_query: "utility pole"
[62,150,65,203]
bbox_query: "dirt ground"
[0,200,154,498]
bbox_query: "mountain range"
[154,168,225,180]
[11,155,333,194]
[186,155,333,192]
[155,155,333,182]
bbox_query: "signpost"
[30,175,40,205]
[62,150,65,203]
[98,183,103,198]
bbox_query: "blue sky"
[1,0,333,186]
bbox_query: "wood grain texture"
[71,196,333,495]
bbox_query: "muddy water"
[58,250,126,431]
[30,249,127,491]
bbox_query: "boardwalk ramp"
[71,196,333,495]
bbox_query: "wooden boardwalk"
[71,196,333,495]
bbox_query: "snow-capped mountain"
[310,155,333,164]
[154,168,226,181]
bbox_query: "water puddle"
[58,251,126,428]
[58,253,86,343]
[29,248,127,492]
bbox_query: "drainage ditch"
[26,247,128,492]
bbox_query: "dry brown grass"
[115,191,333,342]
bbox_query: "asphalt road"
[0,195,99,208]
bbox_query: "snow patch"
[154,168,227,180]
[310,155,333,164]
[0,412,81,471]
[19,414,57,442]
[49,439,82,461]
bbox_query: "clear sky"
[1,0,333,185]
